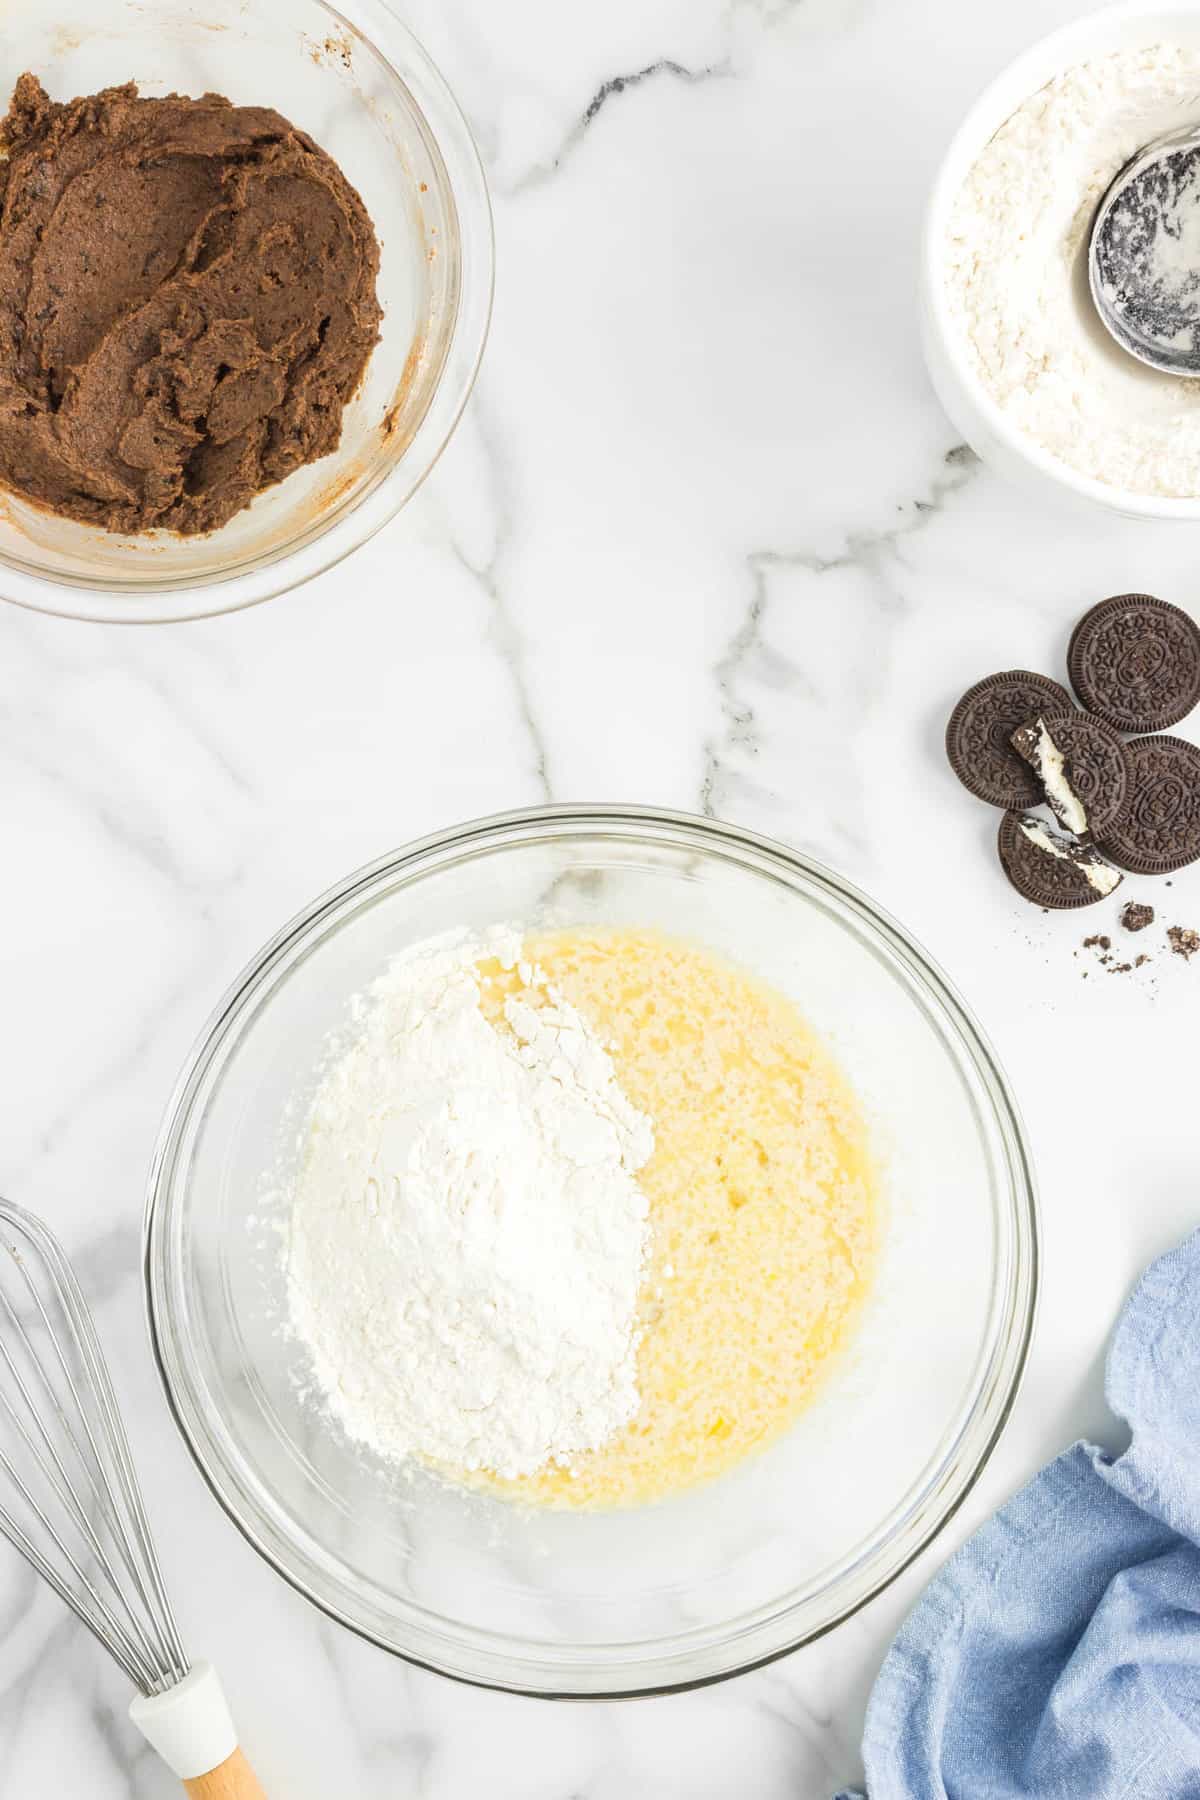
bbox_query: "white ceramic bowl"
[921,1,1200,522]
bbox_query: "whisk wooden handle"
[184,1747,267,1798]
[130,1662,262,1794]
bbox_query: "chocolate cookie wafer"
[1068,594,1200,733]
[946,671,1073,808]
[1096,735,1200,875]
[1010,712,1130,837]
[998,812,1123,909]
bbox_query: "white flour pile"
[944,44,1200,497]
[285,927,653,1480]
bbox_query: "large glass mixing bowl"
[0,0,491,622]
[145,806,1038,1696]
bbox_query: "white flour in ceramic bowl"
[944,43,1200,498]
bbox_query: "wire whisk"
[0,1198,264,1798]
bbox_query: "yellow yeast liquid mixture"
[474,928,879,1510]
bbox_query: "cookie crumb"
[1167,925,1200,961]
[1120,902,1155,933]
[1082,934,1112,951]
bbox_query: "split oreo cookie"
[1010,711,1130,837]
[1068,594,1200,733]
[998,812,1123,909]
[1096,735,1200,875]
[946,671,1073,808]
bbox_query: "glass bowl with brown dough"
[0,0,492,621]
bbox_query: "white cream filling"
[1028,720,1089,837]
[1018,817,1123,896]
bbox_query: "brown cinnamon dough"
[0,75,381,536]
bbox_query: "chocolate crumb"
[1167,926,1200,961]
[1135,953,1151,968]
[1109,961,1133,975]
[1120,902,1155,933]
[1083,934,1112,951]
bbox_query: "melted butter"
[463,927,880,1511]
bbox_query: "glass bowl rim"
[143,803,1040,1697]
[0,0,494,624]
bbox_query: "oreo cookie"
[1010,711,1130,837]
[946,671,1074,808]
[998,812,1123,909]
[1096,735,1200,875]
[1068,594,1200,733]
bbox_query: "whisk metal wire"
[0,1198,189,1696]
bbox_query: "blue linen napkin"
[836,1228,1200,1800]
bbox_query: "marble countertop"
[3,0,1200,1793]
